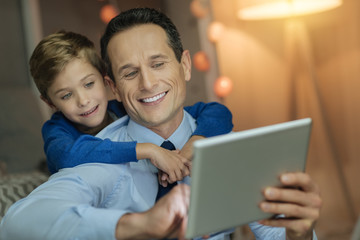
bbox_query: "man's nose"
[140,70,158,90]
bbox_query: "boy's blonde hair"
[30,31,106,102]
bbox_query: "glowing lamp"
[100,4,118,24]
[193,51,210,72]
[214,76,233,98]
[238,0,342,20]
[190,0,209,19]
[207,21,225,43]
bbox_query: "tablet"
[185,118,312,239]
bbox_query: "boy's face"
[46,58,109,131]
[107,24,191,136]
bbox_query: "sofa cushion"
[0,171,48,221]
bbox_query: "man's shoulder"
[52,163,131,192]
[96,115,130,140]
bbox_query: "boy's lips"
[140,92,167,104]
[80,105,99,117]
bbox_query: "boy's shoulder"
[42,111,79,135]
[107,100,127,118]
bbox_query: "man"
[0,8,321,240]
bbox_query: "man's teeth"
[142,92,166,103]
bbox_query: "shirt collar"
[127,110,196,150]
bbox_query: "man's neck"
[144,110,184,140]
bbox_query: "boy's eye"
[85,81,94,88]
[61,92,72,100]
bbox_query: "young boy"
[30,31,233,184]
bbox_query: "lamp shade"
[238,0,342,20]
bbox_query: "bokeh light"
[100,4,118,24]
[214,76,233,98]
[193,51,210,72]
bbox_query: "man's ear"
[181,50,192,82]
[105,76,122,102]
[40,95,58,111]
[104,75,112,87]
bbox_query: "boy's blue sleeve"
[184,102,233,137]
[43,112,137,174]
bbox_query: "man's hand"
[146,184,190,239]
[258,172,322,240]
[115,184,190,240]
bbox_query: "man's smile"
[140,91,167,104]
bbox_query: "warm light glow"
[190,0,209,19]
[100,4,118,24]
[238,0,342,20]
[214,76,233,98]
[193,51,210,72]
[207,21,225,43]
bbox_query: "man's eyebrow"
[119,63,134,71]
[150,54,169,60]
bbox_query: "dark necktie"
[155,140,178,201]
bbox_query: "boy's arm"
[43,112,137,174]
[181,101,233,160]
[184,101,233,137]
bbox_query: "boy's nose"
[77,92,90,107]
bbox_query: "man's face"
[107,24,191,134]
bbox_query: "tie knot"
[161,140,176,150]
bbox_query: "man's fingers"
[280,172,320,194]
[259,201,320,220]
[263,187,322,208]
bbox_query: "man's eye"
[61,93,72,100]
[85,81,95,88]
[124,70,138,79]
[153,62,164,68]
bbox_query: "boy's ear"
[40,95,58,111]
[104,76,122,102]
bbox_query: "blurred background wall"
[0,0,359,239]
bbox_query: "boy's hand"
[136,143,191,186]
[151,147,190,185]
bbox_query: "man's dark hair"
[100,7,184,80]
